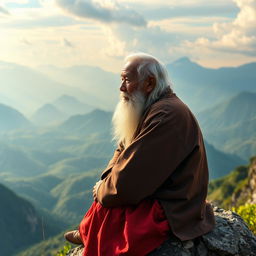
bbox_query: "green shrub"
[232,204,256,234]
[55,242,71,256]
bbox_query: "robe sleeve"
[97,105,193,207]
[100,143,124,179]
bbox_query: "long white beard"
[112,90,146,149]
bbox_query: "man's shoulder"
[146,92,192,120]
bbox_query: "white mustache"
[120,92,131,101]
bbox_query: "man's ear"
[145,76,156,94]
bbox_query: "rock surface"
[66,206,256,256]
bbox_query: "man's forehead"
[121,70,132,77]
[121,61,138,77]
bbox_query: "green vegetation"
[208,165,248,208]
[0,184,63,256]
[232,204,256,235]
[55,243,72,256]
[0,143,45,178]
[208,156,256,236]
[208,156,256,210]
[4,172,99,225]
[48,156,108,178]
[16,232,74,256]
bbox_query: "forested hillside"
[0,184,64,256]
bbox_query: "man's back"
[142,89,215,240]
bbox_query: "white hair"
[125,52,172,108]
[112,90,146,149]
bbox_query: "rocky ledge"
[66,206,256,256]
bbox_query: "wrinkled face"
[120,60,156,102]
[120,61,142,101]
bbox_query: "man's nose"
[120,82,126,92]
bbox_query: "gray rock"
[66,207,256,256]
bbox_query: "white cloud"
[20,37,31,45]
[148,17,232,37]
[0,2,91,29]
[1,0,41,9]
[0,0,255,72]
[1,0,30,3]
[101,27,126,58]
[118,0,231,5]
[0,5,9,14]
[55,0,147,27]
[100,23,184,65]
[186,0,256,56]
[118,0,234,8]
[61,37,74,47]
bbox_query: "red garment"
[79,199,170,256]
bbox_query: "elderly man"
[65,53,215,255]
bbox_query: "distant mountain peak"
[53,94,94,116]
[90,108,109,115]
[232,91,256,100]
[34,103,61,113]
[226,91,256,109]
[31,103,67,125]
[0,103,31,131]
[54,94,81,104]
[171,57,202,69]
[173,56,191,64]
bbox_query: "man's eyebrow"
[121,72,130,78]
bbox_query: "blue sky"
[0,0,255,72]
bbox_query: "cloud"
[101,23,184,64]
[1,14,90,29]
[61,37,74,47]
[0,5,10,15]
[1,0,29,4]
[20,38,32,45]
[55,0,147,27]
[2,0,41,8]
[97,0,241,64]
[148,17,232,38]
[118,0,234,6]
[186,0,256,56]
[138,3,239,21]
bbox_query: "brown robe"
[97,87,215,241]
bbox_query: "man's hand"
[93,180,103,201]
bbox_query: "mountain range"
[0,105,244,180]
[0,183,64,256]
[0,61,99,117]
[197,91,256,160]
[31,95,94,126]
[31,103,67,125]
[168,57,256,113]
[39,64,120,109]
[0,103,31,131]
[0,103,246,243]
[1,58,255,118]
